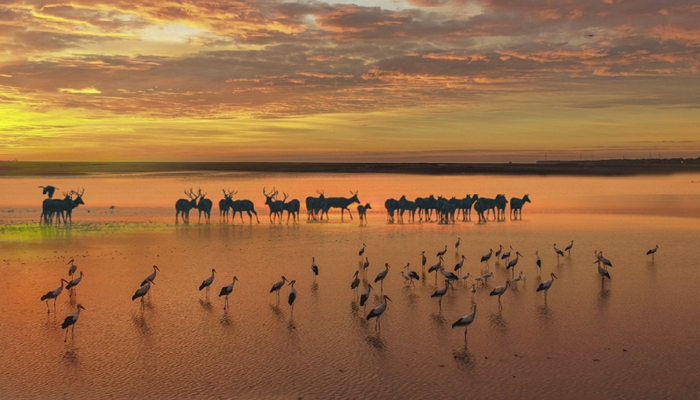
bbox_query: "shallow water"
[1,173,699,399]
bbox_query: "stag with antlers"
[219,189,236,222]
[196,188,213,224]
[175,188,199,224]
[263,187,285,224]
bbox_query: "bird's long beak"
[385,296,392,302]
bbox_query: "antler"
[282,192,289,201]
[350,190,358,195]
[263,186,271,197]
[78,187,85,196]
[316,189,324,195]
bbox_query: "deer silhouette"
[175,188,199,224]
[226,192,260,224]
[219,189,235,222]
[384,198,399,223]
[398,195,418,224]
[196,188,213,224]
[282,192,301,224]
[358,203,372,224]
[323,191,360,221]
[305,190,326,221]
[41,189,85,224]
[263,187,285,224]
[495,194,509,221]
[510,194,531,220]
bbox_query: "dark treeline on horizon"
[1,157,700,177]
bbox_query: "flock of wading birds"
[43,239,661,344]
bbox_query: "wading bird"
[359,243,366,256]
[536,273,557,301]
[311,257,319,278]
[440,266,459,285]
[401,271,416,287]
[421,251,427,273]
[598,265,611,281]
[437,245,448,258]
[475,272,493,287]
[501,246,513,264]
[270,276,289,303]
[219,276,239,310]
[507,252,523,272]
[132,280,153,310]
[455,238,461,251]
[62,304,86,342]
[480,249,493,266]
[461,273,471,284]
[431,280,451,310]
[565,240,574,256]
[646,245,659,262]
[351,270,361,294]
[366,295,391,329]
[141,265,160,287]
[362,257,370,271]
[596,251,613,269]
[67,258,77,278]
[360,284,373,311]
[199,268,216,296]
[428,257,443,285]
[288,280,297,310]
[405,263,420,282]
[40,279,69,313]
[454,255,466,273]
[535,251,542,269]
[490,280,510,305]
[66,271,84,291]
[452,303,477,345]
[494,244,503,259]
[553,244,564,260]
[375,264,390,293]
[512,271,526,284]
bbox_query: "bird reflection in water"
[62,346,80,367]
[199,298,213,311]
[219,310,232,327]
[269,304,284,320]
[537,304,554,320]
[489,312,507,333]
[131,313,149,334]
[431,312,447,325]
[453,348,475,369]
[365,334,386,351]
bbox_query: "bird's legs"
[223,295,229,310]
[45,300,50,314]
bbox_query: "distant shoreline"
[1,159,699,177]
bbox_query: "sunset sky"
[1,0,698,162]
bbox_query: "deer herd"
[37,185,532,226]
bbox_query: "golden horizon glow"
[1,0,699,162]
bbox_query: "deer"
[510,194,531,220]
[305,190,326,222]
[219,189,236,222]
[282,192,301,224]
[384,198,399,223]
[358,203,372,224]
[62,188,85,224]
[324,190,360,221]
[263,187,285,224]
[196,188,213,224]
[175,188,199,224]
[226,192,260,224]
